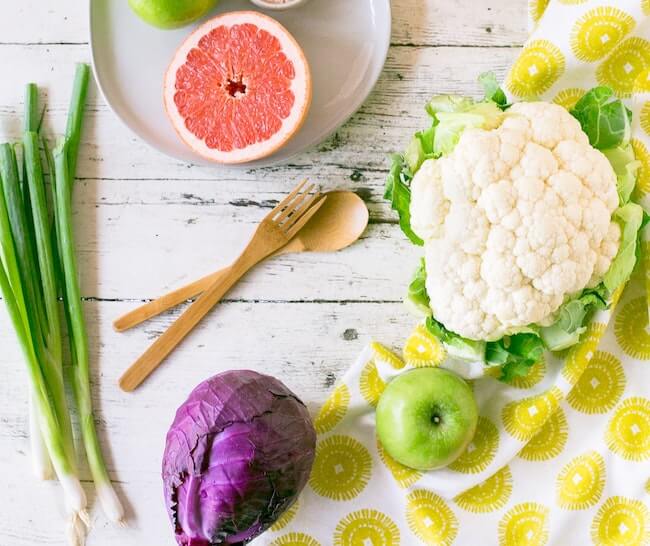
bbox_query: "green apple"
[376,367,478,470]
[128,0,219,29]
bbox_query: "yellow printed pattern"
[507,40,565,98]
[605,397,650,461]
[552,87,586,110]
[570,7,636,62]
[567,351,626,414]
[642,101,650,136]
[376,437,423,489]
[371,342,405,370]
[591,496,650,546]
[530,0,550,24]
[518,406,568,461]
[406,490,458,546]
[314,384,350,434]
[454,466,513,513]
[359,360,386,407]
[556,451,606,510]
[596,37,650,97]
[309,435,372,500]
[498,503,550,546]
[402,324,445,367]
[502,387,563,441]
[615,296,650,359]
[562,322,607,384]
[448,416,499,474]
[333,509,400,546]
[270,532,321,546]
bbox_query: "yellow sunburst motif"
[556,451,606,510]
[567,351,625,414]
[509,356,546,389]
[506,40,565,98]
[359,360,386,407]
[334,509,400,546]
[635,70,650,93]
[615,297,650,359]
[403,324,446,367]
[646,478,650,494]
[454,466,513,513]
[570,7,635,63]
[553,87,586,110]
[406,490,459,546]
[314,384,350,434]
[591,496,650,546]
[529,0,549,23]
[631,138,650,197]
[309,435,372,500]
[376,437,423,488]
[371,342,405,370]
[448,416,499,474]
[642,102,650,137]
[271,500,300,531]
[270,532,321,546]
[503,387,563,441]
[519,406,568,461]
[605,397,650,461]
[562,322,607,384]
[499,503,550,546]
[596,37,650,97]
[644,0,650,16]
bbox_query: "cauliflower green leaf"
[602,144,641,206]
[603,202,644,292]
[570,87,632,150]
[478,71,509,110]
[384,154,423,246]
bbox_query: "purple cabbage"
[162,370,316,545]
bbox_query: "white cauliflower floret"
[410,102,621,341]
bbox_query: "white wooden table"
[0,1,526,544]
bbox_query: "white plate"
[89,0,391,168]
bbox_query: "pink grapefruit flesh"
[164,11,311,164]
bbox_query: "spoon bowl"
[113,190,368,332]
[281,190,369,253]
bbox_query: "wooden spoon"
[113,191,369,332]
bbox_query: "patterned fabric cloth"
[257,1,650,545]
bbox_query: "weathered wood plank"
[0,0,527,47]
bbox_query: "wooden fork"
[118,180,326,392]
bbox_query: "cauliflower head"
[410,102,621,341]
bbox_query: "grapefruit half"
[164,11,311,164]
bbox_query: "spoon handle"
[112,268,228,332]
[112,242,297,333]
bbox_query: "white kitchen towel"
[258,1,650,544]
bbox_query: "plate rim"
[88,0,392,169]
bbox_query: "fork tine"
[285,195,327,239]
[265,179,308,220]
[276,184,316,223]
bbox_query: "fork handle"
[118,246,263,392]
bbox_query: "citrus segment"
[164,12,311,163]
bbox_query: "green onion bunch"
[0,64,123,544]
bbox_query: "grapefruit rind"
[164,11,311,164]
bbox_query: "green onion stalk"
[0,64,124,544]
[56,64,125,525]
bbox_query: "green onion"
[0,64,124,544]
